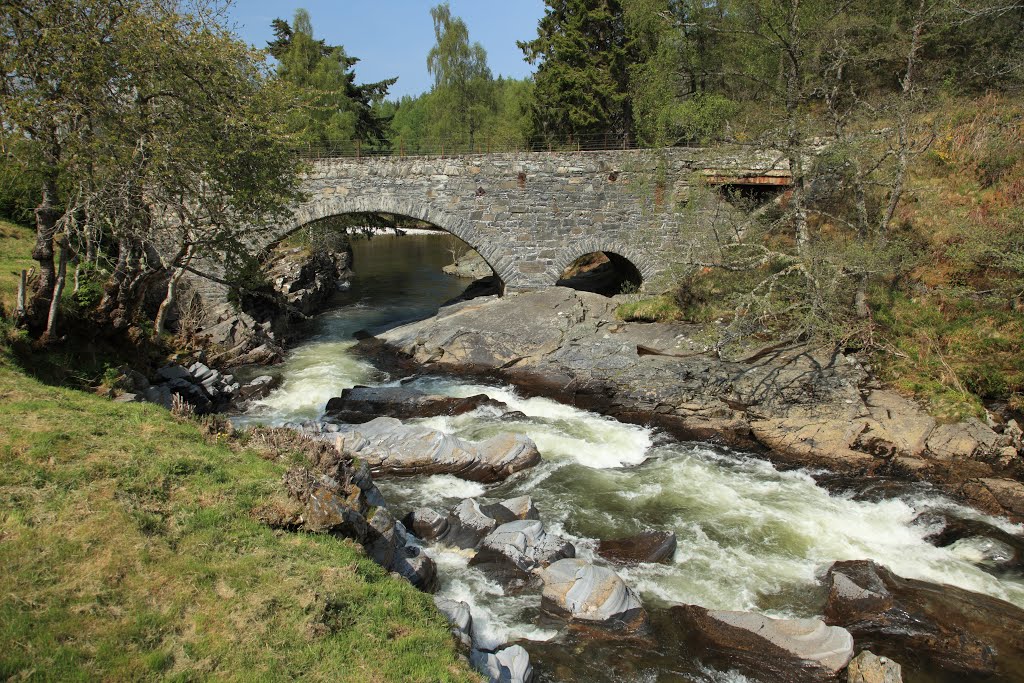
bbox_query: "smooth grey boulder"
[434,596,473,650]
[673,605,854,682]
[434,496,544,549]
[471,645,534,683]
[539,558,647,633]
[404,507,451,542]
[445,499,501,549]
[333,417,542,483]
[363,507,438,593]
[847,651,903,683]
[480,495,540,525]
[471,520,575,588]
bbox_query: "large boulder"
[539,559,647,633]
[470,520,575,589]
[333,417,542,482]
[403,507,451,542]
[672,605,854,682]
[442,499,502,549]
[597,530,677,565]
[823,560,1024,677]
[325,385,504,423]
[405,496,542,549]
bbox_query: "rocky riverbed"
[126,234,1024,683]
[357,287,1024,524]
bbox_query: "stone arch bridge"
[187,147,790,305]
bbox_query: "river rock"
[480,496,539,524]
[823,559,1024,677]
[847,651,902,683]
[433,596,473,650]
[470,520,575,589]
[539,558,647,633]
[444,499,502,548]
[333,417,542,482]
[597,530,677,565]
[673,605,854,682]
[470,645,534,683]
[324,385,504,423]
[439,496,541,549]
[915,510,1023,571]
[443,249,493,280]
[237,375,279,402]
[363,507,438,592]
[403,507,450,542]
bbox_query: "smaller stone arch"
[549,239,656,292]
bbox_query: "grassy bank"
[0,219,475,680]
[0,358,476,681]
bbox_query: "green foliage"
[520,0,632,140]
[273,10,396,150]
[615,294,682,322]
[427,3,494,146]
[0,145,40,225]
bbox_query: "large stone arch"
[265,194,514,287]
[547,238,658,289]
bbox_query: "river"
[240,233,1024,683]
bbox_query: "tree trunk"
[44,237,69,338]
[28,172,61,326]
[154,249,191,338]
[880,0,927,235]
[784,0,809,255]
[15,270,27,322]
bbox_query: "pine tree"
[519,0,633,143]
[272,10,396,150]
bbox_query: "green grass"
[870,290,1024,421]
[615,294,682,322]
[0,220,35,313]
[0,358,477,682]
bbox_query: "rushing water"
[243,233,1024,682]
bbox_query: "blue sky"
[226,1,546,99]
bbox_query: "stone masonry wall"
[185,146,789,306]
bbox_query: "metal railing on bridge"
[290,133,711,160]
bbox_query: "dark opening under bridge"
[186,146,791,306]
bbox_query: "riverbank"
[357,287,1024,523]
[0,355,477,681]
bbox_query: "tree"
[519,0,633,142]
[272,10,396,151]
[426,3,494,149]
[1,0,302,338]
